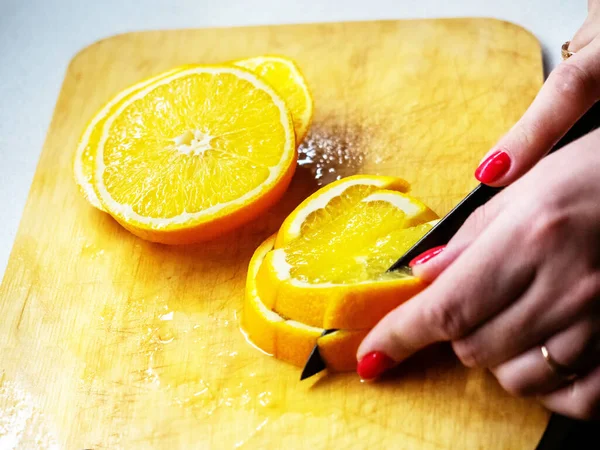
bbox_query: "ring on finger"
[561,41,575,60]
[540,344,578,382]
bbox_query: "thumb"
[474,36,600,187]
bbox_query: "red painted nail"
[357,351,394,380]
[475,150,511,184]
[408,245,446,267]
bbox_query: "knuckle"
[425,301,469,340]
[513,116,545,150]
[452,339,485,368]
[465,205,490,234]
[526,209,571,250]
[448,204,491,247]
[570,272,600,313]
[581,272,600,301]
[549,63,598,100]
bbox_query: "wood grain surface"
[0,18,548,449]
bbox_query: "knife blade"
[299,102,600,380]
[386,183,501,271]
[299,329,338,380]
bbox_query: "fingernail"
[475,150,511,184]
[408,245,446,267]
[357,351,395,380]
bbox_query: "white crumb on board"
[0,380,59,450]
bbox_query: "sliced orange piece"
[75,56,313,213]
[255,176,438,329]
[242,234,367,371]
[73,67,184,210]
[274,175,412,247]
[233,55,313,144]
[92,66,296,244]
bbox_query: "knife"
[300,329,338,380]
[299,184,501,380]
[299,102,600,380]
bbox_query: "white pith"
[361,192,422,218]
[285,178,392,239]
[173,130,213,156]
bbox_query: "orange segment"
[92,66,296,244]
[73,67,184,210]
[233,55,313,144]
[274,175,412,247]
[285,193,436,283]
[255,176,438,329]
[242,235,366,371]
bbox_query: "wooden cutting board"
[0,18,549,449]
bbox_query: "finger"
[570,23,598,52]
[538,364,600,420]
[491,318,600,397]
[357,207,536,364]
[569,1,600,51]
[474,37,600,187]
[411,192,508,282]
[451,257,600,368]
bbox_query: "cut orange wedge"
[233,55,313,145]
[242,235,367,371]
[92,66,296,244]
[274,175,412,248]
[255,175,438,329]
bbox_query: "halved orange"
[233,55,313,145]
[255,175,438,329]
[242,234,367,371]
[75,57,313,215]
[92,66,296,244]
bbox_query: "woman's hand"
[357,130,600,420]
[472,0,600,187]
[356,3,600,420]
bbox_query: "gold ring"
[541,345,578,381]
[561,41,575,60]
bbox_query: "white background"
[0,0,587,276]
